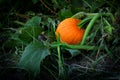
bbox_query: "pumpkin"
[55,18,85,44]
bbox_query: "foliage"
[18,41,50,78]
[0,0,120,80]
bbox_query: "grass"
[0,0,120,80]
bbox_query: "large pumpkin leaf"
[18,41,50,78]
[24,16,41,27]
[18,16,42,44]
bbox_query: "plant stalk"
[81,13,100,45]
[57,44,65,79]
[56,34,64,78]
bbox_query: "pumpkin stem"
[81,13,101,45]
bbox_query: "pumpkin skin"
[55,18,85,44]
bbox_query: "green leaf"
[18,41,50,78]
[18,16,42,44]
[25,16,41,27]
[65,48,81,59]
[59,8,73,20]
[105,26,114,35]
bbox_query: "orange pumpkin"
[55,18,85,44]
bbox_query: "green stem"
[14,21,25,25]
[103,18,111,26]
[71,12,85,19]
[81,13,100,45]
[56,34,63,77]
[51,43,98,50]
[72,12,114,21]
[64,44,98,50]
[103,13,115,22]
[71,12,98,19]
[57,45,63,77]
